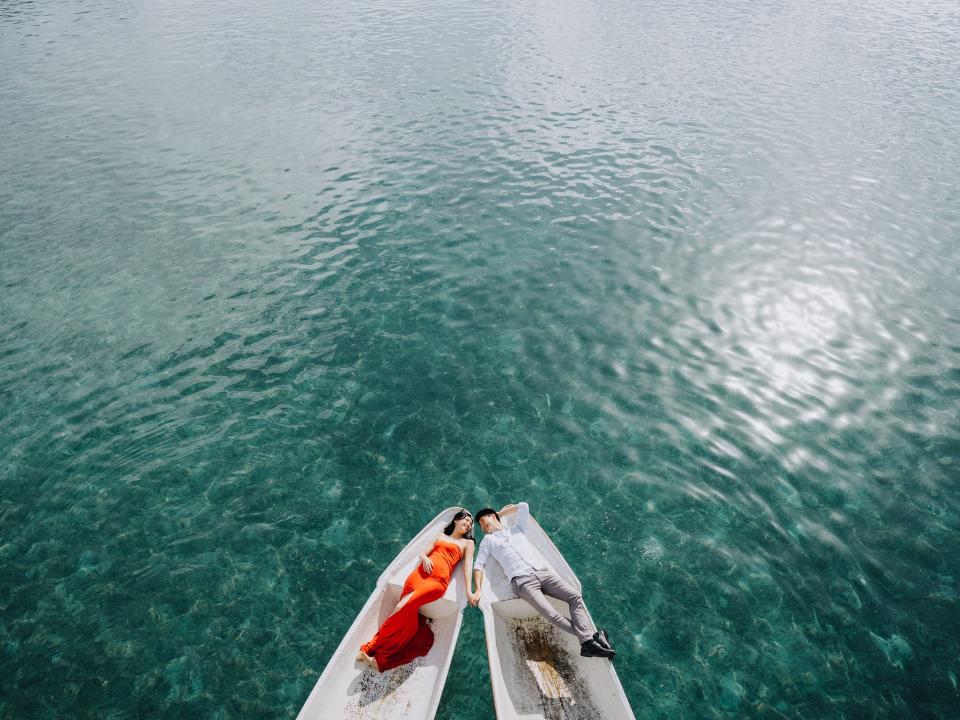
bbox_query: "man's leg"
[511,573,580,639]
[536,570,594,644]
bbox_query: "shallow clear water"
[2,0,959,717]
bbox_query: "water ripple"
[2,0,960,718]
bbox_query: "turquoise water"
[2,0,959,717]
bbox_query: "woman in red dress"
[357,509,478,672]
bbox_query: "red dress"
[360,538,463,671]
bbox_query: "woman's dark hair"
[475,508,500,524]
[443,509,474,540]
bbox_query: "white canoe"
[479,512,636,720]
[296,507,467,720]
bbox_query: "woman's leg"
[391,591,414,614]
[360,580,446,671]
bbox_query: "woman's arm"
[419,536,438,573]
[462,540,477,604]
[470,537,489,607]
[471,569,483,607]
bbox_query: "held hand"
[467,591,480,607]
[420,554,434,574]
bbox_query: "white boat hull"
[296,508,467,720]
[479,513,636,720]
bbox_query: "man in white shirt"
[470,502,615,659]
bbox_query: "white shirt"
[475,502,548,580]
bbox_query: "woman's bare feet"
[356,650,379,671]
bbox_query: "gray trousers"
[510,569,594,644]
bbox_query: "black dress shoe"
[594,629,614,652]
[580,638,616,659]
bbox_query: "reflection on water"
[1,0,959,718]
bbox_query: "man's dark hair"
[475,508,500,524]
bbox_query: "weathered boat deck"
[507,617,602,720]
